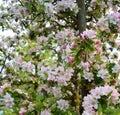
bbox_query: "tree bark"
[76,0,87,114]
[76,0,86,33]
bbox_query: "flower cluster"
[82,86,120,115]
[19,107,27,115]
[83,70,94,82]
[112,63,120,73]
[44,0,77,17]
[37,36,48,45]
[97,69,110,80]
[96,12,120,32]
[38,65,74,86]
[109,12,120,32]
[38,85,62,98]
[4,93,14,107]
[44,2,55,17]
[80,30,97,39]
[14,57,35,74]
[52,87,62,98]
[0,83,11,95]
[55,29,75,45]
[57,99,69,111]
[109,12,120,25]
[40,109,51,115]
[55,0,77,13]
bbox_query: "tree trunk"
[76,0,87,114]
[76,0,86,33]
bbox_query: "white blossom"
[4,93,14,107]
[57,99,69,111]
[97,69,110,80]
[40,110,51,115]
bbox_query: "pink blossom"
[83,86,119,114]
[64,73,72,81]
[38,84,48,93]
[90,0,97,6]
[24,0,29,3]
[95,40,101,45]
[81,61,90,71]
[1,83,11,89]
[64,29,75,40]
[37,36,48,44]
[28,102,35,110]
[66,55,75,64]
[71,42,77,48]
[55,31,66,44]
[47,75,57,82]
[57,77,67,86]
[97,17,109,31]
[109,12,120,24]
[80,30,97,39]
[19,108,27,115]
[0,87,3,95]
[14,89,23,94]
[111,87,120,104]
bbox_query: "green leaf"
[98,103,103,115]
[12,92,20,105]
[35,101,43,110]
[104,109,120,115]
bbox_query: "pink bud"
[95,40,101,45]
[95,46,99,51]
[71,42,77,48]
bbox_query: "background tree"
[0,0,120,115]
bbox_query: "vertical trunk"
[76,0,87,114]
[76,0,86,33]
[34,64,38,115]
[35,111,38,115]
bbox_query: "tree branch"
[0,55,8,73]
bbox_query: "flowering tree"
[0,0,120,115]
